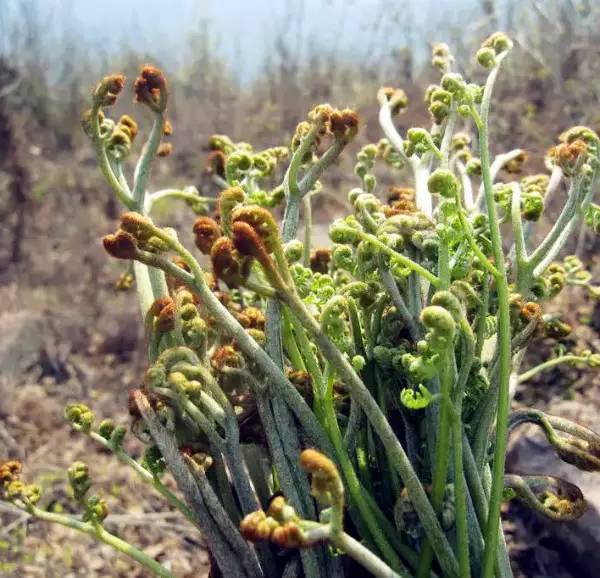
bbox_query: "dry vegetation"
[1,1,600,576]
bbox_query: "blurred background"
[1,1,600,576]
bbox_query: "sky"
[2,0,487,83]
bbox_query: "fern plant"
[3,33,600,578]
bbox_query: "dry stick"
[134,391,263,578]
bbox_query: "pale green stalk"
[474,54,513,578]
[463,442,514,578]
[474,270,490,359]
[454,190,500,279]
[145,188,216,213]
[379,267,419,340]
[416,348,453,578]
[133,111,165,204]
[26,505,177,578]
[112,158,133,198]
[451,322,476,578]
[438,238,451,290]
[377,96,413,166]
[440,111,457,166]
[299,522,408,578]
[337,531,408,578]
[302,194,313,267]
[517,354,592,383]
[342,227,440,286]
[90,104,136,210]
[475,149,525,211]
[510,183,528,293]
[531,170,597,277]
[456,160,475,211]
[86,431,195,525]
